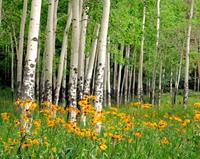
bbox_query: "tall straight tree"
[54,2,72,105]
[68,0,80,122]
[137,0,146,102]
[78,5,88,100]
[183,0,194,109]
[151,0,160,105]
[21,0,42,129]
[16,0,28,97]
[94,0,110,133]
[84,24,100,95]
[116,45,124,105]
[44,0,54,103]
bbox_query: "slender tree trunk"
[113,45,118,100]
[10,33,14,99]
[21,0,42,131]
[54,3,72,105]
[137,0,146,102]
[173,51,183,105]
[36,45,40,102]
[16,0,28,97]
[44,0,54,103]
[183,0,194,109]
[117,45,124,105]
[94,0,110,133]
[103,52,108,105]
[170,69,173,105]
[78,6,88,100]
[107,42,111,107]
[124,45,130,104]
[84,24,100,94]
[198,78,200,92]
[132,49,136,100]
[68,0,80,122]
[61,53,67,107]
[128,67,133,101]
[151,0,160,105]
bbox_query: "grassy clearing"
[0,89,200,158]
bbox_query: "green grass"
[0,88,200,159]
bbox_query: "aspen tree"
[68,0,80,122]
[151,0,160,105]
[183,0,194,109]
[94,0,110,133]
[21,0,42,130]
[54,2,72,105]
[137,0,146,102]
[84,24,100,95]
[44,0,54,103]
[117,45,124,105]
[16,0,28,97]
[78,5,88,100]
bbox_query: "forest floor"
[0,88,200,158]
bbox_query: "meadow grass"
[0,89,200,159]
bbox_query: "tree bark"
[21,0,42,130]
[54,3,72,105]
[107,40,111,107]
[36,45,40,102]
[124,45,130,104]
[117,45,124,105]
[10,33,14,99]
[84,24,100,94]
[94,0,110,133]
[68,0,80,122]
[16,0,28,97]
[44,0,55,103]
[183,0,194,109]
[151,0,160,105]
[78,6,88,100]
[137,0,146,102]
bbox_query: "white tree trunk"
[36,45,40,102]
[103,52,108,105]
[16,0,28,97]
[137,0,146,102]
[84,24,100,94]
[44,0,54,103]
[113,45,118,99]
[170,69,173,105]
[10,33,14,96]
[54,3,72,105]
[124,45,130,104]
[151,0,160,105]
[68,0,80,122]
[107,39,111,107]
[183,0,194,109]
[78,6,88,100]
[132,48,136,100]
[61,53,67,107]
[21,0,42,130]
[128,67,133,101]
[117,45,124,105]
[94,0,110,133]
